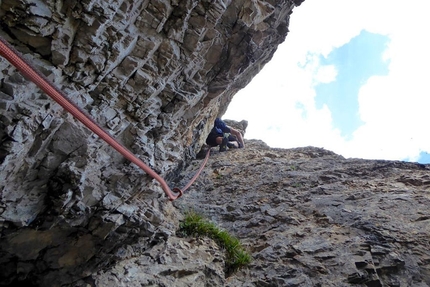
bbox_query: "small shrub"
[292,182,302,188]
[179,210,252,273]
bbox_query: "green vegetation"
[292,182,302,188]
[179,211,252,273]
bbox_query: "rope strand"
[0,36,209,201]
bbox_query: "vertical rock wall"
[0,0,302,285]
[176,141,430,286]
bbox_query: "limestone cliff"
[175,140,430,286]
[0,0,303,286]
[2,1,429,287]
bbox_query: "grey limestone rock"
[0,0,301,285]
[176,140,430,286]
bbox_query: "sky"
[224,0,430,164]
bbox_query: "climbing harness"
[0,36,210,201]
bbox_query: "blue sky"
[314,30,390,139]
[224,0,430,164]
[418,152,430,163]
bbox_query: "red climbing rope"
[0,36,210,201]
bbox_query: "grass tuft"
[179,210,252,273]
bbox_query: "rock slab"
[0,0,301,285]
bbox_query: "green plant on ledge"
[178,210,252,273]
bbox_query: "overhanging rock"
[0,0,303,285]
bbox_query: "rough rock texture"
[0,0,301,286]
[80,139,430,286]
[4,0,428,286]
[173,140,430,287]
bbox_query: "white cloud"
[224,0,430,163]
[314,64,337,84]
[348,0,430,161]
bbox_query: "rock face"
[0,0,300,286]
[173,140,430,287]
[2,1,429,287]
[73,139,430,286]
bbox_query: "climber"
[206,118,245,152]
